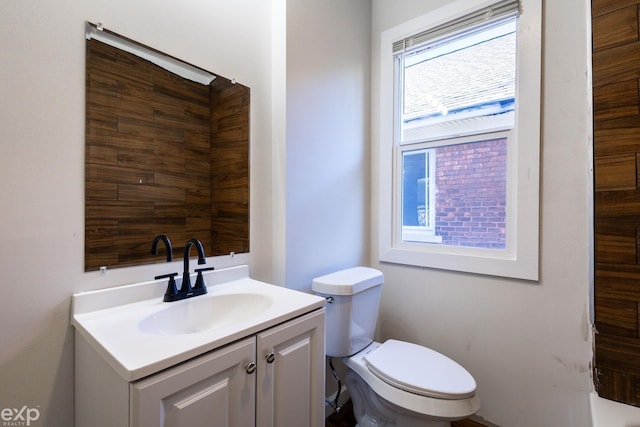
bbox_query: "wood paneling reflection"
[210,78,250,256]
[85,38,249,270]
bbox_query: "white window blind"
[392,0,520,54]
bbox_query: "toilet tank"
[312,267,383,357]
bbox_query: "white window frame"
[378,0,541,280]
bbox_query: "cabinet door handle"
[246,362,256,374]
[266,352,275,364]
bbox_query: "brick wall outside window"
[435,138,507,248]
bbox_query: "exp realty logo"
[1,406,40,426]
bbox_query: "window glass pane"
[402,150,427,228]
[401,149,440,246]
[402,138,507,248]
[435,138,507,249]
[401,148,439,243]
[400,17,516,143]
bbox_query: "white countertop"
[71,265,325,381]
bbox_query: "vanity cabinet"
[76,309,325,427]
[131,337,257,426]
[256,309,325,427]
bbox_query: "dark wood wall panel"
[210,78,250,256]
[593,0,640,23]
[593,0,640,406]
[595,154,636,191]
[593,80,639,122]
[592,5,638,51]
[594,296,638,337]
[596,366,638,404]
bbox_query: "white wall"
[0,1,275,425]
[371,1,594,426]
[284,0,372,291]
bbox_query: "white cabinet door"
[131,337,256,427]
[256,309,325,427]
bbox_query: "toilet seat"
[344,341,480,420]
[363,339,476,400]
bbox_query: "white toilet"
[312,266,480,427]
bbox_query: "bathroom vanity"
[72,265,326,427]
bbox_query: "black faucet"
[150,234,173,262]
[180,238,208,296]
[153,236,213,302]
[151,234,180,301]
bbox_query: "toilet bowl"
[344,341,479,426]
[312,267,480,427]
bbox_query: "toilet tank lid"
[312,267,383,295]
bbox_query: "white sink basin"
[138,293,273,335]
[71,265,326,381]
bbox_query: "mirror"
[85,23,249,271]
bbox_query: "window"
[378,0,541,280]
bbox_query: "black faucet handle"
[154,272,178,280]
[155,273,180,302]
[193,267,215,293]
